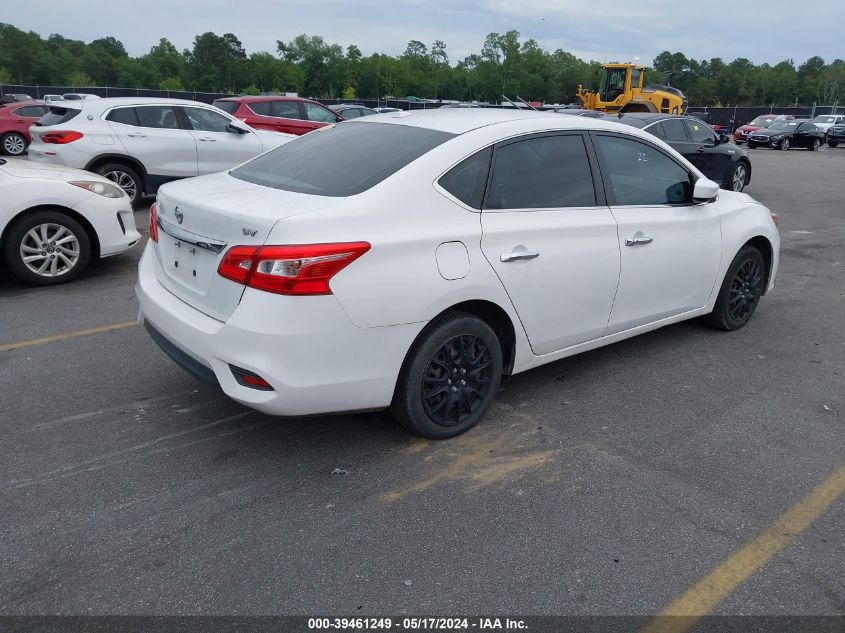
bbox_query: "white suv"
[28,97,293,204]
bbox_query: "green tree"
[0,66,11,84]
[67,70,94,86]
[158,76,184,91]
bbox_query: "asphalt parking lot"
[1,148,843,622]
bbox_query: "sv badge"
[242,228,258,237]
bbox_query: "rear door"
[479,132,621,355]
[592,132,722,333]
[180,105,264,174]
[106,105,198,178]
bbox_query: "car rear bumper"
[136,243,424,416]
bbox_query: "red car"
[0,100,49,156]
[212,96,343,135]
[733,114,794,144]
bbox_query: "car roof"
[352,107,650,136]
[46,96,221,110]
[215,95,318,103]
[1,99,46,108]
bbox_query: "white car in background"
[137,110,780,438]
[27,97,294,204]
[0,157,140,285]
[42,94,65,103]
[62,93,102,101]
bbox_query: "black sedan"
[613,113,751,192]
[827,123,845,148]
[746,119,825,151]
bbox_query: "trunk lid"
[152,171,345,321]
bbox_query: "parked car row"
[734,113,845,149]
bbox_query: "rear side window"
[596,135,692,206]
[661,118,688,142]
[14,106,48,118]
[647,122,667,140]
[484,135,597,210]
[37,107,81,126]
[135,106,179,129]
[213,100,239,114]
[232,122,455,196]
[247,102,272,116]
[271,101,302,119]
[106,107,139,126]
[439,147,492,209]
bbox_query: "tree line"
[1,22,843,106]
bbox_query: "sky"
[5,0,844,66]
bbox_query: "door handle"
[625,236,654,246]
[501,251,540,262]
[697,147,706,153]
[198,137,216,142]
[127,132,147,138]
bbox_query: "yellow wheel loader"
[576,63,687,115]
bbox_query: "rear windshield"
[231,122,455,196]
[36,107,81,126]
[213,100,239,114]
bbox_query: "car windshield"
[748,117,777,127]
[231,122,455,196]
[212,100,239,114]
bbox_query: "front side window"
[439,147,492,209]
[303,102,338,123]
[271,101,302,119]
[135,106,180,129]
[685,119,716,144]
[231,122,454,196]
[484,135,597,210]
[596,135,692,206]
[183,107,232,133]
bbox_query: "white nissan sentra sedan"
[136,109,780,438]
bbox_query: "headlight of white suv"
[69,181,125,198]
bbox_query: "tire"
[1,132,28,156]
[390,313,503,439]
[93,162,142,205]
[704,245,766,331]
[727,161,748,192]
[828,141,839,148]
[747,143,757,149]
[809,138,821,151]
[3,210,91,286]
[779,138,790,151]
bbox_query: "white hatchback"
[27,97,293,204]
[1,157,139,285]
[137,110,780,438]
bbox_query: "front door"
[592,133,723,334]
[480,133,621,355]
[180,106,264,175]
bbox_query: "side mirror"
[719,134,731,145]
[226,121,250,134]
[693,178,720,203]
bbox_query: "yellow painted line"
[0,320,139,352]
[640,464,845,633]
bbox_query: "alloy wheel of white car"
[19,222,81,277]
[2,133,27,156]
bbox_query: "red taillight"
[149,202,159,242]
[217,242,371,296]
[39,130,84,144]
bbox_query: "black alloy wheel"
[705,245,766,331]
[391,313,502,439]
[421,334,494,427]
